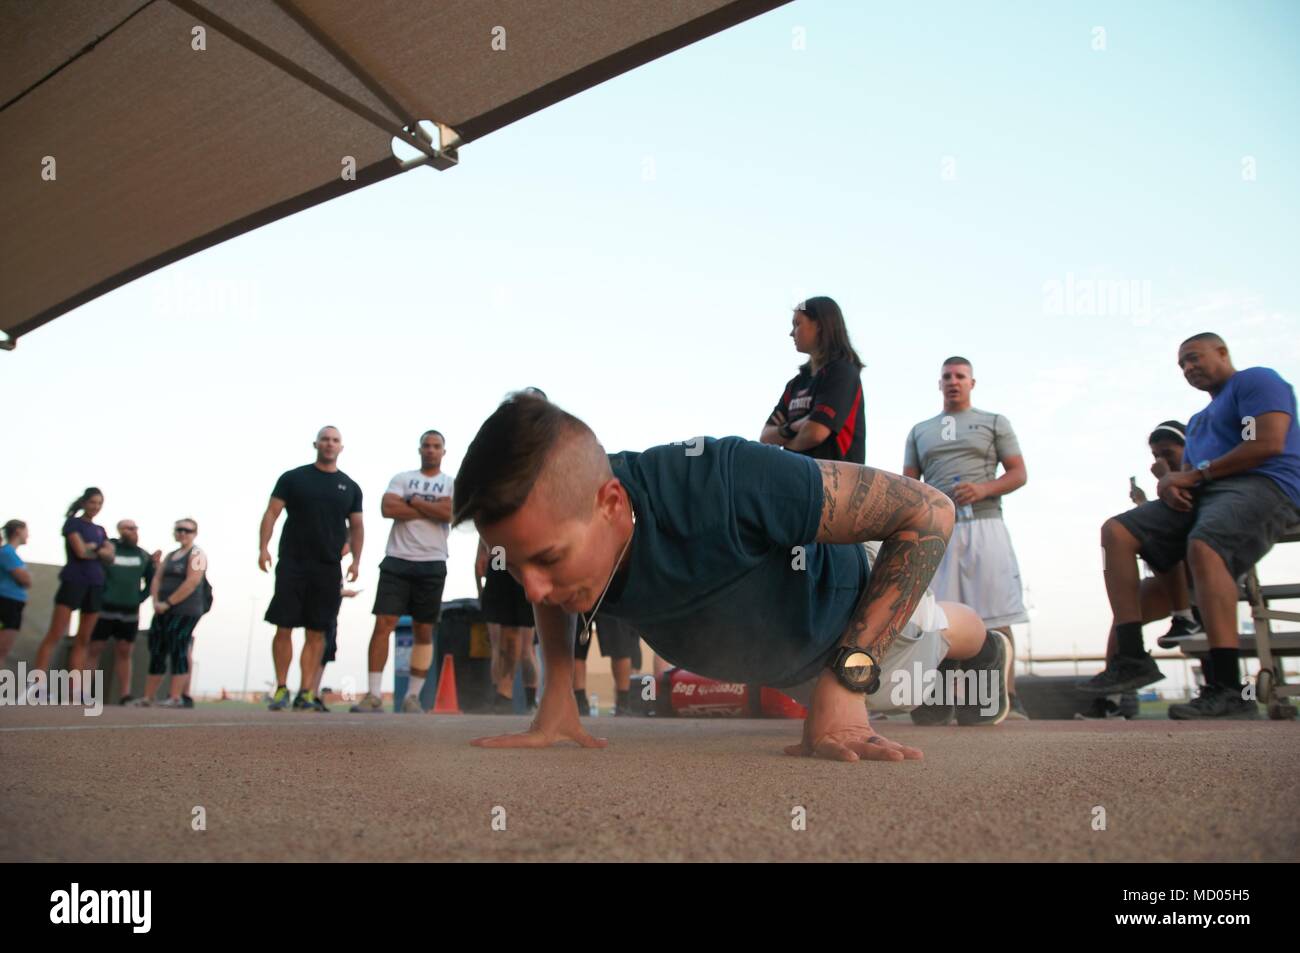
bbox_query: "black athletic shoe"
[291,691,314,711]
[181,694,194,709]
[1077,653,1164,696]
[312,695,330,713]
[1156,615,1205,649]
[1168,684,1260,720]
[910,659,957,725]
[268,686,291,711]
[118,694,135,706]
[955,631,1012,726]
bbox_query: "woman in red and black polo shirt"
[760,296,866,463]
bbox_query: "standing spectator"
[350,430,451,714]
[87,519,159,704]
[135,519,207,707]
[0,520,32,668]
[477,535,538,713]
[903,357,1030,718]
[259,426,364,711]
[32,488,114,700]
[760,296,866,463]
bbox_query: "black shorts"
[265,558,342,632]
[593,614,644,666]
[1113,474,1300,580]
[91,611,141,643]
[0,596,24,631]
[480,568,533,627]
[54,579,104,613]
[373,557,446,623]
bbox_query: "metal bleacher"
[1177,524,1300,720]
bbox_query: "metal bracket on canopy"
[396,121,460,171]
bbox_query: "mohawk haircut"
[453,394,611,529]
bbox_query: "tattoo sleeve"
[815,461,954,659]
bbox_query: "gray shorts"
[1112,474,1300,580]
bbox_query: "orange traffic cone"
[432,655,462,714]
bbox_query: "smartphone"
[1129,476,1138,490]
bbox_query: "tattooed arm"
[814,460,954,660]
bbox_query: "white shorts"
[929,517,1028,628]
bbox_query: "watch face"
[841,649,876,687]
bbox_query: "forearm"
[382,500,423,520]
[1201,441,1285,481]
[786,419,830,453]
[759,424,785,446]
[348,521,364,562]
[816,463,954,658]
[534,606,575,693]
[408,497,452,521]
[166,581,198,604]
[981,468,1026,498]
[258,511,276,552]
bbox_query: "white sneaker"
[349,693,384,713]
[157,697,183,708]
[129,697,154,707]
[400,694,424,714]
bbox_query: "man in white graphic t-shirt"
[351,430,453,713]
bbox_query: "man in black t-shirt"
[259,426,364,711]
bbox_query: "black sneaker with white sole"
[1077,653,1164,695]
[1156,615,1205,649]
[955,631,1012,726]
[1168,684,1260,720]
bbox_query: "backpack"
[201,575,214,615]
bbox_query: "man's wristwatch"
[779,421,797,440]
[828,644,882,694]
[1196,459,1213,483]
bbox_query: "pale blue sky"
[4,0,1299,694]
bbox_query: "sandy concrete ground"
[1,706,1296,862]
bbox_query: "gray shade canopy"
[0,0,789,347]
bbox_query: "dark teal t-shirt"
[599,437,870,687]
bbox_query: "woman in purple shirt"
[32,487,115,691]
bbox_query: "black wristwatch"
[828,644,882,694]
[779,421,797,440]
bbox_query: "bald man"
[452,393,1017,763]
[1083,333,1300,719]
[259,426,364,712]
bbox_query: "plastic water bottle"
[590,693,599,717]
[952,475,974,520]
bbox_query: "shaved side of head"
[454,394,610,529]
[535,427,614,524]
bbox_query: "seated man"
[1081,333,1300,719]
[452,392,1013,763]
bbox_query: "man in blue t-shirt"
[1084,332,1300,718]
[448,392,1025,763]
